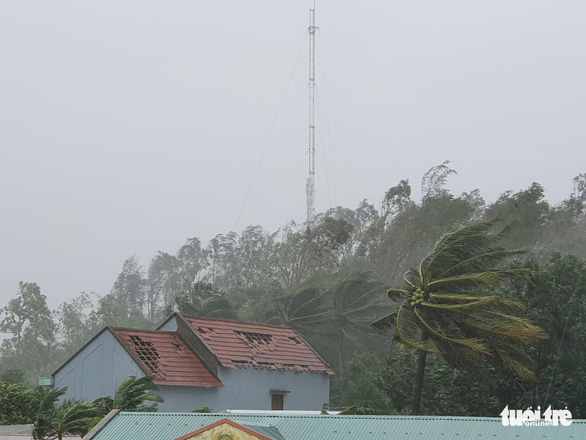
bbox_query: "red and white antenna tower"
[306,6,317,225]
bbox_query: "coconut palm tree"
[31,387,98,440]
[372,221,547,415]
[93,376,163,415]
[46,400,97,440]
[265,284,330,330]
[325,272,387,376]
[266,273,386,375]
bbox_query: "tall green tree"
[175,282,239,320]
[373,221,547,414]
[57,292,96,356]
[484,183,550,254]
[146,252,181,321]
[0,282,58,380]
[357,164,477,285]
[110,256,146,312]
[515,254,586,418]
[330,353,391,411]
[176,237,209,294]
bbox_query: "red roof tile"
[111,328,223,388]
[182,317,333,375]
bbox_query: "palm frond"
[493,348,536,381]
[112,376,163,412]
[387,288,410,301]
[440,249,526,278]
[395,305,438,353]
[413,308,491,354]
[428,269,528,290]
[421,297,499,310]
[457,312,547,344]
[429,293,499,301]
[421,221,499,279]
[371,311,397,332]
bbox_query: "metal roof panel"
[87,412,586,440]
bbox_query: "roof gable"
[175,419,276,440]
[182,316,333,375]
[111,328,223,388]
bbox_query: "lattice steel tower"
[306,7,317,224]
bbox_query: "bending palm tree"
[48,400,98,440]
[372,221,547,415]
[94,376,163,415]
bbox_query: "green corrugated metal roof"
[243,424,286,440]
[88,412,586,440]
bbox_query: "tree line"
[2,161,586,416]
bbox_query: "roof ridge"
[182,315,297,331]
[115,412,586,423]
[109,327,177,334]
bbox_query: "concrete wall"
[158,366,329,412]
[53,330,144,402]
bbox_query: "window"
[270,389,289,411]
[271,393,284,411]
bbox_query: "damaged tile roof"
[182,316,334,375]
[111,328,223,388]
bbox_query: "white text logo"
[500,405,572,427]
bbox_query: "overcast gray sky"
[1,0,585,311]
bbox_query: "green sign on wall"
[38,377,52,386]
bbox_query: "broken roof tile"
[111,328,224,388]
[182,316,333,375]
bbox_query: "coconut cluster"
[409,287,425,307]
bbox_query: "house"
[52,313,332,412]
[83,410,586,440]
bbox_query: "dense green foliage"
[0,382,34,424]
[0,377,162,438]
[2,163,586,418]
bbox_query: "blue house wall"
[53,330,144,402]
[158,367,329,412]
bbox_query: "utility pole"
[306,7,317,225]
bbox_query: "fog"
[1,0,584,309]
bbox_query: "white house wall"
[53,330,144,402]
